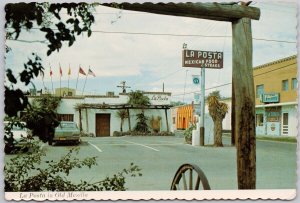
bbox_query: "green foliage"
[5,143,142,191]
[116,109,128,132]
[23,95,61,143]
[127,90,151,106]
[170,101,186,106]
[5,2,95,55]
[4,2,96,120]
[134,113,149,133]
[4,117,33,154]
[184,124,196,144]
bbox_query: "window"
[292,78,297,90]
[172,117,176,124]
[282,79,289,91]
[256,84,264,98]
[256,114,264,126]
[58,114,74,121]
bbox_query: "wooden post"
[232,18,256,189]
[165,108,169,132]
[79,108,82,132]
[85,108,89,133]
[127,108,131,131]
[231,79,235,146]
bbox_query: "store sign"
[182,49,223,69]
[194,93,200,104]
[150,95,169,101]
[262,93,280,103]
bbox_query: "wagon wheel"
[170,163,211,190]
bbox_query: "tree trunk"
[120,119,124,132]
[232,18,256,189]
[214,118,223,147]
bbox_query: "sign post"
[199,68,205,146]
[182,49,223,146]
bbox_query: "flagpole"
[82,66,89,95]
[41,72,46,92]
[68,63,70,95]
[59,63,62,97]
[50,63,54,95]
[75,65,80,95]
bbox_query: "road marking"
[123,140,160,151]
[223,136,297,145]
[88,142,103,152]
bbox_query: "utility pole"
[117,81,131,93]
[200,68,205,146]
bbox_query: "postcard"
[2,0,298,201]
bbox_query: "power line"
[10,26,296,44]
[172,82,232,97]
[91,30,296,43]
[172,62,297,97]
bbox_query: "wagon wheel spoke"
[195,176,200,190]
[189,169,193,190]
[182,173,187,190]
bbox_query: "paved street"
[5,135,297,190]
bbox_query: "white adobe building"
[29,90,172,137]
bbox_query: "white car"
[4,121,31,153]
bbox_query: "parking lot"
[5,135,297,190]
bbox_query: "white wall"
[282,105,298,137]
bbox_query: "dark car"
[53,121,81,145]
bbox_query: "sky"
[4,0,298,104]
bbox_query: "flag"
[79,67,86,75]
[50,68,53,77]
[192,75,200,85]
[68,66,71,75]
[59,65,63,76]
[88,68,96,77]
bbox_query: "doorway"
[95,114,111,137]
[282,112,289,135]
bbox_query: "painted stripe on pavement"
[123,140,160,151]
[88,142,103,152]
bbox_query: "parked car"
[53,121,81,145]
[4,121,32,154]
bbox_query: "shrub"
[5,143,142,191]
[134,112,149,133]
[184,124,196,144]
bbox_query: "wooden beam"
[101,2,260,22]
[85,108,89,133]
[79,108,82,132]
[232,18,256,189]
[165,109,169,132]
[127,108,131,131]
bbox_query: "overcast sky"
[4,0,297,103]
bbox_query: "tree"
[127,90,151,133]
[127,90,151,106]
[23,95,61,145]
[207,90,221,99]
[5,2,96,142]
[116,109,128,132]
[207,94,228,147]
